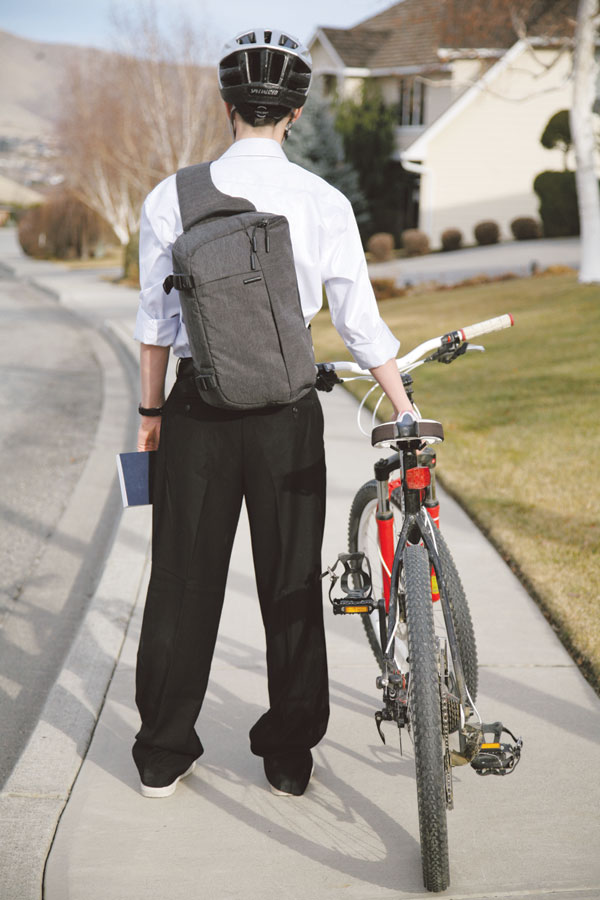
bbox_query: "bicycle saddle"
[371,419,444,448]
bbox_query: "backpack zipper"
[248,220,271,269]
[260,220,270,252]
[248,226,258,270]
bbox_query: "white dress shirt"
[134,138,399,370]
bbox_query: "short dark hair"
[234,103,293,127]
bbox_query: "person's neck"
[233,118,286,144]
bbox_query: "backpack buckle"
[194,372,217,392]
[163,273,197,295]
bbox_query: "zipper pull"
[247,228,258,269]
[259,219,271,252]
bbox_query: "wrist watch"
[138,404,164,416]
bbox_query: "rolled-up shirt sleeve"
[320,197,399,371]
[133,178,182,347]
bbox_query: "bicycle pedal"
[470,721,523,776]
[323,552,374,613]
[331,597,376,615]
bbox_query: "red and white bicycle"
[317,314,522,894]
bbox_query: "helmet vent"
[237,32,256,45]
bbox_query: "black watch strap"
[138,404,164,417]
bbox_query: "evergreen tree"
[285,90,368,228]
[335,82,403,241]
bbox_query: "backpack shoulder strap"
[176,162,256,231]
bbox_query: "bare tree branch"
[56,2,229,245]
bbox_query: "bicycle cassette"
[470,722,523,776]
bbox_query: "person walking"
[132,27,415,799]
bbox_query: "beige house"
[309,0,576,247]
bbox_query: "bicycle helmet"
[218,28,312,125]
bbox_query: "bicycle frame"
[370,441,471,711]
[386,447,471,713]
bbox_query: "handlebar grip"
[460,314,514,341]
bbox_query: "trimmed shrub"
[533,170,579,237]
[540,110,571,156]
[371,278,405,300]
[402,228,430,256]
[473,220,500,246]
[367,232,394,261]
[510,216,541,240]
[440,228,463,251]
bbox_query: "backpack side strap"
[163,273,196,294]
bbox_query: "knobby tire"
[404,543,450,893]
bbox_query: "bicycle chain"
[440,676,454,810]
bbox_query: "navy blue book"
[116,451,156,507]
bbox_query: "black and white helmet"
[218,28,312,121]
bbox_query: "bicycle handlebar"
[323,312,514,377]
[459,313,514,341]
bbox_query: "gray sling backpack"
[163,162,316,410]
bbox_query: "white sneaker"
[140,761,196,798]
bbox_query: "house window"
[398,78,425,126]
[322,74,338,97]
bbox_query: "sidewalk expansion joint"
[479,663,576,669]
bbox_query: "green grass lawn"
[311,273,600,690]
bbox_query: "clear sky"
[0,0,392,54]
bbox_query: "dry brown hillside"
[0,30,95,139]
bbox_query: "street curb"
[0,261,150,900]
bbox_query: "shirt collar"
[219,138,288,161]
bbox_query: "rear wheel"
[404,543,450,893]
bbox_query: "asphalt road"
[0,266,103,785]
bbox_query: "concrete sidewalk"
[1,230,599,899]
[43,386,600,900]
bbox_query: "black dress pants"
[133,369,329,769]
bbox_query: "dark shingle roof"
[368,0,443,68]
[439,0,577,48]
[317,0,576,70]
[320,27,384,68]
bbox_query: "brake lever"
[426,341,485,365]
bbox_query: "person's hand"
[396,408,419,424]
[137,417,162,451]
